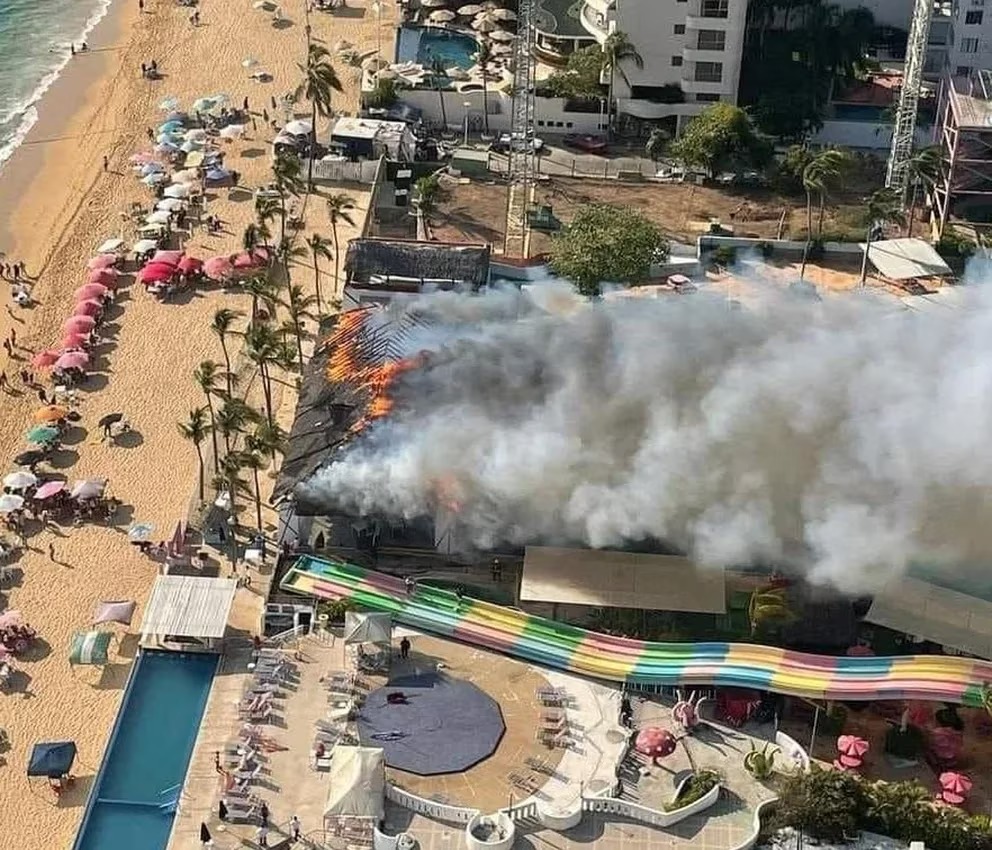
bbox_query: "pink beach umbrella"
[75,283,109,301]
[63,315,96,334]
[73,300,104,318]
[939,771,973,805]
[33,481,66,501]
[62,333,90,350]
[151,249,183,266]
[138,262,176,284]
[55,351,89,371]
[86,254,118,270]
[177,256,203,274]
[204,256,234,280]
[31,350,61,369]
[634,727,677,763]
[87,268,119,286]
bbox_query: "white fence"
[581,779,720,827]
[385,783,480,824]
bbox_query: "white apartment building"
[571,0,750,134]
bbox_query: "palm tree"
[860,187,906,286]
[193,361,222,473]
[283,283,318,371]
[219,451,247,525]
[904,146,944,236]
[211,308,243,396]
[295,43,344,187]
[243,322,282,426]
[414,174,442,223]
[254,196,279,247]
[242,223,260,254]
[251,420,286,471]
[800,161,825,281]
[238,443,268,531]
[429,57,449,129]
[474,39,493,135]
[326,193,356,294]
[799,149,849,279]
[306,233,333,317]
[603,32,643,133]
[244,274,282,327]
[216,396,259,456]
[273,153,305,244]
[178,407,210,501]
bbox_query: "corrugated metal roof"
[140,576,237,639]
[863,238,953,280]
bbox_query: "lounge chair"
[224,802,259,823]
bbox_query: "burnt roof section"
[274,306,431,505]
[345,238,491,288]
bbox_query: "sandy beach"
[0,0,387,844]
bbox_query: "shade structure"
[219,124,245,140]
[142,172,168,186]
[3,471,37,490]
[30,350,60,369]
[457,3,483,13]
[0,494,25,513]
[74,283,109,302]
[54,352,89,371]
[491,7,516,18]
[14,450,45,467]
[140,575,237,640]
[87,268,118,287]
[163,183,190,199]
[473,15,497,30]
[488,28,514,40]
[344,611,392,645]
[324,747,385,821]
[132,238,159,254]
[93,599,137,626]
[69,630,112,665]
[172,168,198,184]
[27,741,77,778]
[87,254,118,270]
[96,238,125,254]
[33,481,66,500]
[428,8,455,21]
[64,334,90,351]
[154,249,184,266]
[138,263,176,284]
[26,425,59,445]
[156,198,186,212]
[421,0,448,6]
[204,256,234,280]
[284,118,313,136]
[63,315,96,334]
[146,210,172,225]
[73,300,103,318]
[71,478,106,500]
[635,727,677,760]
[32,406,69,424]
[128,522,155,541]
[177,256,203,274]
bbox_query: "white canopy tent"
[323,746,385,824]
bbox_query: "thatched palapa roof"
[345,238,490,288]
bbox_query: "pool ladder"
[158,783,182,813]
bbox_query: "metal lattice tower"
[502,0,537,258]
[885,0,933,191]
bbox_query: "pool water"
[73,651,218,850]
[396,25,480,71]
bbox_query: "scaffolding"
[502,0,537,258]
[885,0,934,191]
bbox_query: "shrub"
[820,703,848,735]
[665,769,721,811]
[884,722,924,759]
[937,230,977,261]
[710,246,737,268]
[317,598,354,623]
[776,765,866,842]
[366,77,399,110]
[807,237,825,261]
[744,742,779,779]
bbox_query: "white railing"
[266,623,305,645]
[500,800,538,821]
[385,783,480,824]
[581,780,720,827]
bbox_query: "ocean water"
[0,0,113,168]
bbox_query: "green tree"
[306,232,333,317]
[193,361,222,474]
[540,44,606,101]
[251,420,286,470]
[474,38,493,135]
[283,283,318,371]
[254,196,279,246]
[860,187,906,286]
[603,32,643,130]
[366,76,399,110]
[776,765,866,844]
[904,145,943,235]
[429,56,448,129]
[239,441,268,531]
[216,396,258,457]
[244,274,282,328]
[549,204,668,297]
[242,223,260,254]
[243,322,283,426]
[178,407,210,501]
[414,174,444,221]
[799,149,850,279]
[211,308,243,396]
[295,43,343,187]
[273,152,305,244]
[645,127,670,164]
[670,103,771,177]
[326,192,357,294]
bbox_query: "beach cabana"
[27,741,77,779]
[93,600,137,627]
[344,612,392,672]
[69,630,112,666]
[140,575,237,648]
[323,746,385,827]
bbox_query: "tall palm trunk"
[331,224,341,294]
[859,227,873,286]
[481,77,490,135]
[312,258,323,316]
[251,465,263,531]
[260,362,275,426]
[203,394,220,475]
[195,444,205,501]
[816,192,826,236]
[800,187,813,280]
[220,337,233,396]
[436,81,447,128]
[308,100,317,188]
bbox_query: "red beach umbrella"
[204,256,234,280]
[177,256,203,274]
[75,283,109,301]
[55,351,89,371]
[940,771,973,805]
[63,315,96,334]
[73,300,103,318]
[232,252,257,269]
[634,727,677,762]
[87,268,119,287]
[86,254,118,270]
[151,249,183,266]
[138,263,176,284]
[31,350,61,369]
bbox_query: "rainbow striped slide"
[282,556,992,707]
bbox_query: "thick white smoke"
[300,279,992,593]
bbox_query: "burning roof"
[274,305,431,503]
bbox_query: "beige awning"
[520,547,726,613]
[866,576,992,659]
[140,576,237,640]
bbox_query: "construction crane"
[885,0,934,191]
[502,0,538,258]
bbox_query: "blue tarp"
[27,741,77,777]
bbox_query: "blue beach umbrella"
[26,425,59,445]
[157,121,183,134]
[27,741,77,778]
[191,97,215,113]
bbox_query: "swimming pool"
[396,25,480,71]
[72,651,218,850]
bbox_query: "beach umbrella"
[140,162,165,176]
[0,495,25,514]
[128,522,155,542]
[284,118,313,136]
[27,741,77,779]
[96,238,125,254]
[73,300,103,318]
[63,315,96,334]
[142,173,168,186]
[488,28,514,41]
[428,9,456,21]
[473,15,497,31]
[172,168,198,184]
[54,352,89,371]
[421,0,447,6]
[634,727,677,763]
[87,268,118,286]
[164,184,190,199]
[204,167,230,184]
[191,96,216,113]
[156,198,186,213]
[243,57,259,68]
[446,67,471,80]
[87,254,118,270]
[457,3,483,13]
[14,450,45,468]
[145,210,172,225]
[158,96,180,111]
[70,479,106,500]
[3,471,37,491]
[152,249,183,265]
[184,128,208,142]
[157,121,183,134]
[132,239,159,255]
[32,406,69,425]
[138,263,175,284]
[31,350,61,369]
[92,599,137,626]
[130,152,159,163]
[138,223,166,236]
[33,481,67,501]
[491,6,516,19]
[180,140,204,154]
[491,42,513,54]
[204,256,234,280]
[939,771,973,805]
[154,141,180,154]
[74,283,108,302]
[219,124,246,140]
[252,0,273,9]
[62,333,89,350]
[26,425,59,445]
[177,256,203,274]
[184,151,205,168]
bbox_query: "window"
[961,36,980,51]
[701,0,729,18]
[696,93,721,102]
[972,0,985,7]
[966,9,983,23]
[694,61,723,82]
[674,23,686,34]
[957,64,973,75]
[696,29,726,49]
[672,55,684,66]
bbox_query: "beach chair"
[224,801,260,823]
[233,764,263,787]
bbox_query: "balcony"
[685,13,732,30]
[682,45,726,63]
[580,1,613,42]
[680,74,730,95]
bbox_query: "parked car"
[489,133,544,154]
[562,133,609,154]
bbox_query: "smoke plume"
[300,279,992,592]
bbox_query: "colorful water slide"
[282,556,992,707]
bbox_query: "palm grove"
[179,44,356,534]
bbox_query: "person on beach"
[0,372,8,393]
[290,815,301,842]
[47,542,56,562]
[11,328,17,348]
[138,0,144,9]
[70,44,75,56]
[102,155,109,171]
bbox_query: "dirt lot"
[429,175,872,255]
